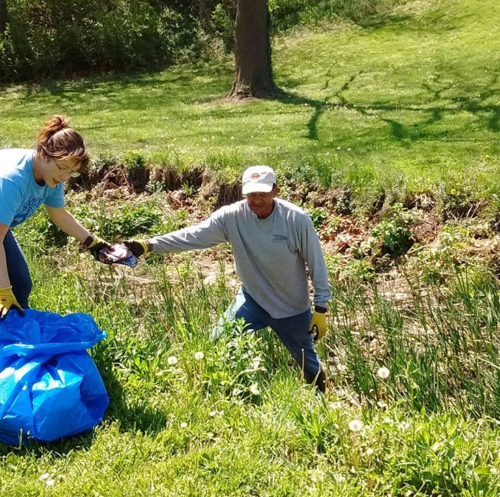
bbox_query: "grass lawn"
[1,0,500,194]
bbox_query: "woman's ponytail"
[36,114,88,169]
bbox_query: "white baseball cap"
[241,165,276,195]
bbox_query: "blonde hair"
[37,114,89,170]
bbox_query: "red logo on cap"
[250,173,261,179]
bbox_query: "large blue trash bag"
[0,309,109,446]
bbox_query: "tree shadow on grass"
[273,69,500,146]
[1,64,233,114]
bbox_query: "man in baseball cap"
[123,165,331,392]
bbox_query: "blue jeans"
[213,289,322,383]
[3,230,32,308]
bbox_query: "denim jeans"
[213,289,322,383]
[3,229,32,308]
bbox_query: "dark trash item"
[99,244,138,267]
[0,310,109,446]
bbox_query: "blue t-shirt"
[0,149,65,227]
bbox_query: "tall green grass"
[2,224,500,495]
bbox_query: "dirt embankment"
[71,163,500,273]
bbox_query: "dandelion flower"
[377,367,390,379]
[194,351,204,361]
[46,479,55,487]
[348,419,363,432]
[249,383,260,395]
[167,356,178,365]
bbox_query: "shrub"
[0,0,205,81]
[369,203,416,257]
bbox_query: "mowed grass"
[1,0,500,193]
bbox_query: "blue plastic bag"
[0,309,109,445]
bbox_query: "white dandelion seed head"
[194,351,204,361]
[249,383,260,395]
[39,473,50,481]
[180,422,188,428]
[365,448,374,456]
[348,419,363,432]
[46,479,55,487]
[377,367,390,379]
[167,356,178,365]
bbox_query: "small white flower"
[398,421,410,431]
[39,473,50,481]
[249,383,260,395]
[329,401,342,409]
[46,479,55,487]
[194,351,204,361]
[377,367,390,379]
[180,422,188,428]
[167,356,178,365]
[365,448,374,456]
[209,409,224,417]
[349,419,363,432]
[377,401,388,409]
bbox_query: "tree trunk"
[0,0,7,36]
[229,0,275,99]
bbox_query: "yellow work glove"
[124,240,150,258]
[0,286,25,320]
[309,305,327,341]
[83,234,111,261]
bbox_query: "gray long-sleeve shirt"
[149,198,332,319]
